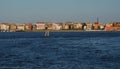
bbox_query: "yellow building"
[62,24,69,30]
[9,24,17,32]
[16,24,25,31]
[74,23,83,30]
[86,23,93,30]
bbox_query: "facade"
[62,24,69,30]
[68,22,74,30]
[0,21,120,32]
[35,22,62,30]
[35,22,46,30]
[16,24,25,31]
[105,22,113,27]
[104,22,120,31]
[99,23,105,30]
[63,22,74,30]
[0,23,10,32]
[93,23,100,30]
[45,23,52,30]
[113,22,120,30]
[25,23,33,30]
[73,23,82,30]
[86,23,93,30]
[52,23,62,30]
[9,24,17,32]
[114,22,120,27]
[104,27,117,31]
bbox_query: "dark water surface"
[0,32,120,69]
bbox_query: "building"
[63,22,74,30]
[73,23,83,30]
[25,23,33,30]
[16,24,25,31]
[104,27,118,31]
[93,23,100,30]
[62,23,69,30]
[114,22,120,27]
[45,22,53,30]
[35,22,46,30]
[9,24,17,32]
[0,23,10,32]
[52,23,62,30]
[105,22,120,31]
[86,23,93,30]
[99,23,105,30]
[105,22,114,27]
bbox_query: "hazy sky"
[0,0,120,23]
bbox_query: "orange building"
[104,27,118,31]
[114,22,120,27]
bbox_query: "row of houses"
[0,23,33,32]
[0,22,120,32]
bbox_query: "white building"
[0,23,10,31]
[52,23,62,30]
[35,23,45,30]
[16,24,25,31]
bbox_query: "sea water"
[0,32,120,69]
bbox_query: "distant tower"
[97,17,99,23]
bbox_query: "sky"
[0,0,120,23]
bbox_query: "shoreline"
[1,28,120,33]
[23,30,120,32]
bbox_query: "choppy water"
[0,32,120,69]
